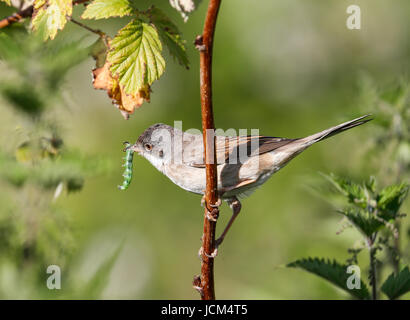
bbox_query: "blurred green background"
[0,0,409,299]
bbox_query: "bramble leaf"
[147,7,189,69]
[32,0,73,40]
[107,18,165,95]
[381,267,410,300]
[81,0,135,20]
[91,37,150,119]
[287,257,370,300]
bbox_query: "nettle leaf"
[108,18,165,95]
[32,0,73,40]
[169,0,202,22]
[81,0,135,20]
[338,208,383,238]
[324,173,367,209]
[365,176,377,193]
[377,183,409,219]
[288,257,370,300]
[381,267,410,300]
[147,7,189,69]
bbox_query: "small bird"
[129,115,371,247]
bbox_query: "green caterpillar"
[118,142,134,190]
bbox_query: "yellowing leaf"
[81,0,134,19]
[91,38,150,119]
[107,18,165,95]
[32,0,73,40]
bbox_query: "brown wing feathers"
[216,135,295,163]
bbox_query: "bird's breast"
[163,164,206,195]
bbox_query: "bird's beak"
[128,143,141,154]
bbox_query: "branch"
[193,0,221,300]
[68,17,105,37]
[0,5,32,29]
[0,0,89,29]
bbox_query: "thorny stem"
[0,0,89,29]
[193,0,221,300]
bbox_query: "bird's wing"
[183,134,296,168]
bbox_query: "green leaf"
[107,18,165,94]
[338,208,383,238]
[287,257,370,300]
[0,0,11,6]
[377,183,409,219]
[381,267,410,300]
[323,173,367,209]
[147,7,189,69]
[365,176,377,193]
[32,0,73,40]
[81,0,134,19]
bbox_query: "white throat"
[143,153,165,173]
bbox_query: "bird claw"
[198,245,219,259]
[206,209,219,221]
[201,195,222,221]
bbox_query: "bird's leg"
[198,194,223,259]
[199,197,241,259]
[215,196,242,247]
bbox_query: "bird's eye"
[144,143,153,151]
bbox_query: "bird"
[129,114,371,247]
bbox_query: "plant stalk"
[194,0,222,300]
[369,236,377,300]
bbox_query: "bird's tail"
[270,114,371,170]
[299,114,372,145]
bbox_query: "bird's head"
[129,123,175,169]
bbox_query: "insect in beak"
[127,143,141,154]
[122,141,131,152]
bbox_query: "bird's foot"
[201,195,222,221]
[198,245,219,259]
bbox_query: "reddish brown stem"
[0,0,89,29]
[0,5,32,29]
[194,0,221,301]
